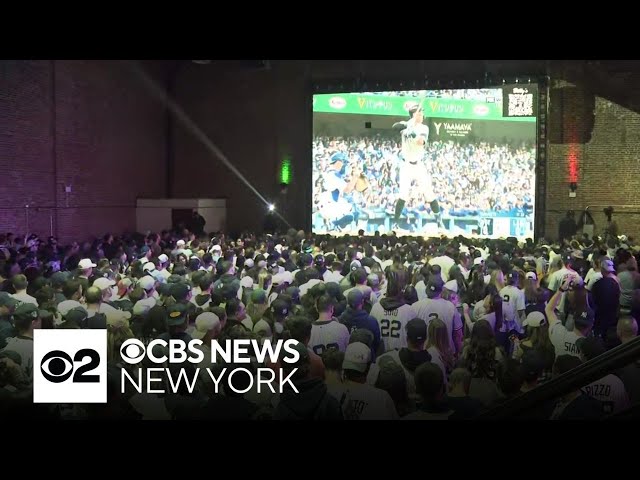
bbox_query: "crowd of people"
[0,224,638,420]
[361,89,503,103]
[312,135,535,233]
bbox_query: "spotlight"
[268,204,275,212]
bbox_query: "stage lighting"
[268,204,275,212]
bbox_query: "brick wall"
[0,60,168,243]
[546,76,640,239]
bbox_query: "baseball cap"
[347,289,365,308]
[270,298,289,318]
[367,273,380,287]
[375,355,407,391]
[272,271,294,285]
[158,254,169,264]
[65,307,88,325]
[78,258,97,269]
[93,277,116,291]
[167,303,188,326]
[191,312,220,340]
[350,328,374,347]
[572,250,584,260]
[0,292,19,309]
[342,342,371,373]
[574,309,595,329]
[211,244,222,252]
[171,283,192,300]
[250,289,267,305]
[176,240,186,248]
[443,280,458,293]
[253,319,273,340]
[57,300,84,317]
[426,277,444,298]
[407,318,427,342]
[143,261,156,272]
[522,311,546,328]
[167,274,182,284]
[473,257,484,266]
[138,276,156,292]
[156,283,173,296]
[602,259,615,273]
[13,303,39,321]
[240,276,254,289]
[525,272,537,281]
[244,258,254,269]
[50,271,70,288]
[350,260,362,271]
[133,297,156,316]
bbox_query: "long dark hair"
[464,319,499,379]
[465,269,487,305]
[487,290,504,333]
[386,266,408,300]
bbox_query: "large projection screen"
[312,85,538,239]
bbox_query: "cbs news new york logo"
[33,330,107,403]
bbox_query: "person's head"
[553,354,582,378]
[107,322,135,363]
[12,274,28,292]
[466,319,498,378]
[166,303,188,332]
[409,105,424,124]
[12,303,41,335]
[521,350,545,386]
[347,289,365,311]
[85,286,103,306]
[78,258,96,277]
[316,294,335,319]
[573,309,595,336]
[386,267,408,299]
[321,348,344,375]
[62,279,83,301]
[498,359,524,397]
[425,276,444,299]
[406,317,427,350]
[426,317,452,360]
[351,268,367,286]
[617,316,638,344]
[448,368,472,396]
[414,362,445,404]
[281,341,311,383]
[283,315,313,344]
[576,336,606,363]
[342,342,372,383]
[506,269,519,286]
[191,312,221,343]
[601,258,616,277]
[93,277,116,301]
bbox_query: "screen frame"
[309,77,549,241]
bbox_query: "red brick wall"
[546,78,640,239]
[0,60,168,243]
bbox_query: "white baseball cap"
[79,258,97,269]
[272,271,294,285]
[158,254,169,264]
[211,244,222,252]
[133,297,156,316]
[342,342,371,373]
[138,276,156,291]
[192,312,221,340]
[93,277,116,291]
[525,272,537,280]
[473,257,484,266]
[274,244,283,254]
[244,258,254,268]
[143,262,156,272]
[522,311,546,328]
[240,276,254,288]
[444,280,458,293]
[176,240,186,247]
[57,300,85,317]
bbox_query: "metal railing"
[479,336,640,419]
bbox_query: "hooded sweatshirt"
[339,307,381,359]
[274,377,343,420]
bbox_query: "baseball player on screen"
[318,152,359,232]
[392,104,445,232]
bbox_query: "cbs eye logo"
[40,349,100,383]
[34,330,107,403]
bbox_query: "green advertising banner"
[312,93,536,122]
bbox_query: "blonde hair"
[426,318,455,372]
[107,323,135,363]
[258,269,272,291]
[490,269,505,291]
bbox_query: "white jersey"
[499,285,525,328]
[584,268,603,291]
[415,280,428,302]
[323,269,344,283]
[327,382,398,420]
[370,302,415,352]
[581,374,629,415]
[308,319,350,355]
[412,298,462,352]
[549,320,583,358]
[428,256,455,282]
[401,121,430,164]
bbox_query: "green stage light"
[280,158,292,185]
